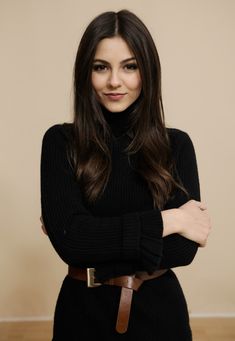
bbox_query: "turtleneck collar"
[101,99,138,139]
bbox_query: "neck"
[101,100,138,138]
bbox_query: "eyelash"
[92,64,107,72]
[125,63,138,70]
[92,63,138,72]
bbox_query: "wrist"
[161,208,181,237]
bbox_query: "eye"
[124,63,138,71]
[92,64,108,72]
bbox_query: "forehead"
[94,36,134,60]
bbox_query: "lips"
[104,93,127,101]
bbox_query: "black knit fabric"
[40,106,200,340]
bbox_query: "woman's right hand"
[177,199,211,247]
[161,199,212,247]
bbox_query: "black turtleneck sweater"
[40,106,200,281]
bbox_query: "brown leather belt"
[68,266,168,334]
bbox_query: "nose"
[108,70,122,88]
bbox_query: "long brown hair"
[69,9,188,209]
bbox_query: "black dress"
[40,106,200,340]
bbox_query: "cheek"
[91,74,103,92]
[127,74,142,93]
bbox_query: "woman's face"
[91,36,142,112]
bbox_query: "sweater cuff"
[122,212,141,259]
[139,209,164,272]
[140,209,164,238]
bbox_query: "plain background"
[0,0,234,320]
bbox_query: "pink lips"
[104,93,126,101]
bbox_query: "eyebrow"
[93,57,136,64]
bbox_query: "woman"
[40,9,211,340]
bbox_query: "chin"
[102,102,132,112]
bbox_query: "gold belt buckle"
[87,268,102,288]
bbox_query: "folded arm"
[159,129,211,269]
[40,125,164,272]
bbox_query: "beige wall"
[0,0,234,320]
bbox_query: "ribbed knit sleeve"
[40,124,163,270]
[159,129,201,269]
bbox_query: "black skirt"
[52,269,192,341]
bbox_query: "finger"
[199,240,206,248]
[198,202,207,210]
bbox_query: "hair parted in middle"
[69,9,189,209]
